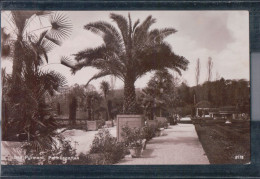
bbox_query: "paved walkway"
[117,123,209,165]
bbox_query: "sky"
[1,11,249,90]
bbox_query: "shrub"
[90,129,126,164]
[121,125,144,148]
[142,124,156,141]
[168,116,177,125]
[22,134,77,165]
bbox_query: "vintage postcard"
[1,10,250,165]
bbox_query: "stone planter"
[105,121,113,128]
[146,120,158,126]
[87,120,103,131]
[117,115,144,142]
[129,146,142,158]
[155,117,168,124]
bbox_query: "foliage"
[69,96,77,124]
[192,78,250,113]
[168,115,178,125]
[121,125,144,148]
[61,13,189,114]
[1,11,72,103]
[2,69,67,148]
[141,69,181,118]
[21,134,77,165]
[142,125,156,141]
[90,129,126,164]
[1,11,71,151]
[100,81,111,121]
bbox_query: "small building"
[195,101,239,119]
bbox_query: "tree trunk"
[105,97,111,121]
[69,96,77,125]
[123,76,137,114]
[10,40,23,103]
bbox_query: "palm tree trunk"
[10,40,23,103]
[123,76,137,114]
[105,97,111,121]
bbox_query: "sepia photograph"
[1,10,250,165]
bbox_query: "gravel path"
[117,123,209,165]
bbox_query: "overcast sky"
[1,11,249,90]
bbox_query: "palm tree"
[86,91,102,120]
[1,11,71,150]
[61,13,189,114]
[100,81,111,121]
[1,11,72,103]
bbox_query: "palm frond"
[49,12,72,40]
[45,34,62,46]
[41,39,56,52]
[110,13,129,47]
[148,28,177,43]
[60,56,77,70]
[40,70,67,92]
[135,42,189,78]
[133,19,140,32]
[100,80,110,96]
[133,15,156,51]
[84,21,124,53]
[85,70,111,87]
[74,45,107,62]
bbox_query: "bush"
[121,125,144,148]
[90,129,126,164]
[21,134,77,165]
[142,124,156,141]
[168,116,177,125]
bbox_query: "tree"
[143,69,174,116]
[69,96,77,125]
[57,102,61,115]
[195,58,200,86]
[141,69,181,118]
[100,81,111,121]
[207,57,214,82]
[1,11,71,150]
[1,11,72,103]
[61,13,189,114]
[86,91,102,120]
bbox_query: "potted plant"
[121,125,144,158]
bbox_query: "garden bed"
[194,123,250,164]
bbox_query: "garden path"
[117,122,210,165]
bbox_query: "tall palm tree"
[100,81,111,121]
[61,13,189,114]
